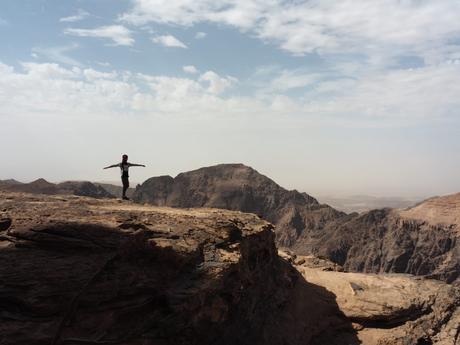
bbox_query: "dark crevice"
[350,305,433,329]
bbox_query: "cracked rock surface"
[0,192,359,345]
[282,250,460,345]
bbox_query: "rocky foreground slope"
[0,191,358,345]
[133,164,460,284]
[1,191,459,345]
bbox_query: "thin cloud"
[269,70,322,92]
[64,25,134,46]
[96,61,111,67]
[183,65,199,74]
[59,9,90,23]
[199,71,237,94]
[32,44,82,66]
[195,32,207,39]
[152,35,187,48]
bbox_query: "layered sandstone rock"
[0,192,358,345]
[282,251,460,345]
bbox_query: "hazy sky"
[1,0,460,198]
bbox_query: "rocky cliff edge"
[0,191,358,345]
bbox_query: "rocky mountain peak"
[29,178,54,186]
[133,164,340,247]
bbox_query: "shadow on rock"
[1,220,360,345]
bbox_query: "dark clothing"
[122,176,129,198]
[120,163,130,177]
[121,176,129,188]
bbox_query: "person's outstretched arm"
[128,163,146,167]
[103,163,119,169]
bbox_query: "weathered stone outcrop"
[0,192,358,345]
[132,164,460,284]
[293,203,460,284]
[133,164,345,247]
[282,251,460,345]
[57,181,115,198]
[95,182,135,199]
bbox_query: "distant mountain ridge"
[0,179,114,199]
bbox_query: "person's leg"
[122,177,130,199]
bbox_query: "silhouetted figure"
[104,154,145,200]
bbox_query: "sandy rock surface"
[0,192,359,345]
[282,250,460,345]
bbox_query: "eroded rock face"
[282,251,460,345]
[133,164,345,247]
[57,181,115,199]
[132,164,460,284]
[0,192,359,345]
[293,204,460,284]
[94,182,135,198]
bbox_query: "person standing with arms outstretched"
[103,154,145,200]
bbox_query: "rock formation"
[0,191,360,345]
[294,195,460,284]
[57,181,115,198]
[0,179,114,198]
[281,250,460,345]
[95,182,135,198]
[133,164,460,284]
[133,164,346,247]
[0,179,22,187]
[2,191,459,344]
